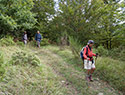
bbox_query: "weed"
[10,51,40,66]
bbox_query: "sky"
[54,0,59,11]
[54,0,125,10]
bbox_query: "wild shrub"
[97,45,108,56]
[10,51,40,66]
[95,57,125,93]
[0,36,15,46]
[41,38,50,46]
[16,41,25,47]
[108,46,125,61]
[69,36,82,58]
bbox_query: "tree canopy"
[0,0,124,49]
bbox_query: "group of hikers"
[23,31,97,82]
[80,40,98,82]
[22,31,42,48]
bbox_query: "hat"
[88,40,94,44]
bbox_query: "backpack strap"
[86,47,88,55]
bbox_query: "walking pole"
[95,53,98,65]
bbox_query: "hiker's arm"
[93,53,96,56]
[83,47,87,59]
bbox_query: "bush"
[94,57,125,93]
[10,51,40,66]
[97,45,108,56]
[0,51,5,79]
[41,38,50,46]
[16,41,25,47]
[108,47,125,61]
[0,36,15,46]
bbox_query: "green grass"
[0,45,124,95]
[0,46,73,95]
[48,45,125,94]
[42,45,123,95]
[95,57,125,93]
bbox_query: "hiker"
[83,40,98,82]
[23,31,28,45]
[35,31,42,48]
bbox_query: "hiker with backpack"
[35,31,42,48]
[80,40,98,82]
[23,31,28,45]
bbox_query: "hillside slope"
[0,45,123,95]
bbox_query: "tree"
[46,0,124,49]
[32,0,55,36]
[0,0,37,36]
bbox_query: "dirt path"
[31,49,79,95]
[32,47,122,95]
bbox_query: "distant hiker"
[23,31,28,45]
[83,40,98,82]
[35,31,42,48]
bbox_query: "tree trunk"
[106,40,109,49]
[110,39,111,49]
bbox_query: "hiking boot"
[86,76,90,82]
[89,75,93,82]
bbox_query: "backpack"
[80,46,88,60]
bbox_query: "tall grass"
[68,36,82,58]
[0,46,71,95]
[0,36,15,46]
[97,45,125,61]
[44,45,125,94]
[94,57,125,93]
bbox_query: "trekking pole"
[95,53,98,65]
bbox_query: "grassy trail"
[32,46,122,95]
[0,45,123,95]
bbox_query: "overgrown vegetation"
[0,46,72,95]
[67,38,125,93]
[97,45,125,61]
[0,36,15,46]
[10,51,40,66]
[95,57,125,93]
[69,36,82,58]
[0,0,125,94]
[43,45,124,95]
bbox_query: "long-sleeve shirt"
[35,33,42,42]
[83,45,96,60]
[23,34,28,40]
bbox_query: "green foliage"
[108,46,125,61]
[42,0,124,50]
[10,51,40,66]
[16,41,25,47]
[33,0,55,34]
[69,36,82,58]
[29,40,36,47]
[40,38,50,46]
[44,45,121,94]
[97,46,108,56]
[0,0,37,35]
[97,45,125,61]
[0,36,15,46]
[94,57,125,93]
